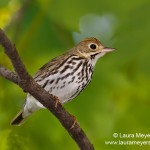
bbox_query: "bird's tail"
[11,110,29,126]
[11,95,44,126]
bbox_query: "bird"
[11,37,115,125]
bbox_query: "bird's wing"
[33,52,71,80]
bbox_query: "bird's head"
[74,37,115,60]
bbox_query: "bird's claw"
[70,115,78,129]
[52,95,62,108]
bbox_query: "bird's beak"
[101,47,116,53]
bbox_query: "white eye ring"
[88,43,97,50]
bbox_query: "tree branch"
[0,65,18,84]
[0,29,94,150]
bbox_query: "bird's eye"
[89,43,97,50]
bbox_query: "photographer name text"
[113,133,150,139]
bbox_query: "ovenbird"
[11,37,115,125]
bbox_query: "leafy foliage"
[0,0,150,149]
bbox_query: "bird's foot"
[51,95,62,108]
[70,115,78,129]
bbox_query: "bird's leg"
[70,115,79,129]
[51,94,62,108]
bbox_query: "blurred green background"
[0,0,150,150]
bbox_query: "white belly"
[25,59,93,112]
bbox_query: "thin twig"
[0,29,94,150]
[0,65,18,84]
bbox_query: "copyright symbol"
[113,133,118,138]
